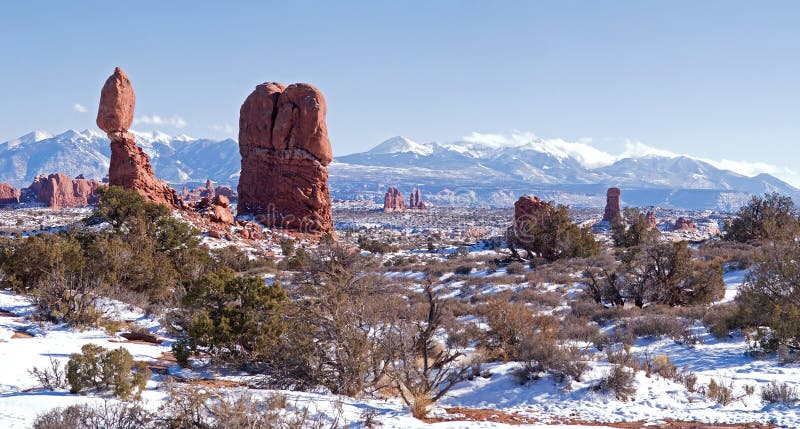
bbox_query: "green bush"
[180,270,287,365]
[724,192,798,243]
[508,201,600,262]
[66,344,150,400]
[611,207,660,248]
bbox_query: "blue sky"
[1,1,798,182]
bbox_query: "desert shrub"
[178,270,287,366]
[384,282,473,419]
[697,241,757,270]
[32,401,153,429]
[483,296,536,360]
[160,381,338,429]
[171,340,192,368]
[507,201,600,262]
[735,240,800,350]
[647,354,678,379]
[514,287,563,309]
[724,192,798,243]
[279,237,295,258]
[611,207,660,248]
[209,246,273,273]
[66,344,150,400]
[29,356,66,390]
[505,261,526,275]
[513,333,586,384]
[678,371,698,393]
[454,265,473,275]
[703,302,742,339]
[705,378,734,405]
[0,232,86,293]
[30,271,103,328]
[582,254,626,306]
[283,246,311,270]
[616,314,690,343]
[558,315,602,345]
[623,241,725,307]
[594,365,636,400]
[358,235,399,254]
[445,321,484,349]
[761,381,798,404]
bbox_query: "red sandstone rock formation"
[184,179,224,203]
[674,217,697,232]
[409,189,427,210]
[646,211,658,230]
[209,195,234,224]
[237,82,334,235]
[29,173,100,209]
[384,187,405,212]
[0,183,20,205]
[602,187,621,222]
[514,195,554,229]
[205,179,215,198]
[97,67,181,208]
[215,186,236,200]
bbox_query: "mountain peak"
[368,136,433,156]
[2,130,54,148]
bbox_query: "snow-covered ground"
[0,264,794,428]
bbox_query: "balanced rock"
[384,187,405,212]
[409,189,427,210]
[602,187,621,222]
[97,67,181,208]
[238,82,333,235]
[29,173,100,210]
[0,183,20,205]
[96,67,135,133]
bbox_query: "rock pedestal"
[602,187,621,222]
[237,82,334,235]
[97,67,182,208]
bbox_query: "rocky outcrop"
[409,189,427,210]
[209,195,234,224]
[646,211,658,230]
[215,186,237,200]
[602,187,621,222]
[237,82,334,235]
[0,183,20,205]
[97,67,181,208]
[204,179,215,199]
[513,195,554,228]
[29,173,100,209]
[674,217,697,232]
[184,179,224,203]
[384,187,405,212]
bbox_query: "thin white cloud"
[211,124,236,135]
[463,131,616,167]
[134,115,187,128]
[72,103,88,113]
[462,131,800,187]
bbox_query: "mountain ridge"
[0,130,795,210]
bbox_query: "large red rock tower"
[237,82,334,235]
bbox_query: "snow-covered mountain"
[0,129,240,188]
[333,135,799,210]
[0,130,795,210]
